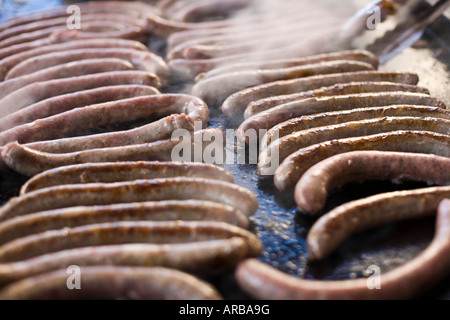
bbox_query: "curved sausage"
[238,93,445,144]
[0,266,222,300]
[261,105,450,148]
[0,239,251,287]
[0,94,208,145]
[259,117,450,173]
[237,198,450,299]
[20,161,234,194]
[0,85,161,133]
[4,48,169,81]
[0,58,134,100]
[308,187,450,260]
[244,82,430,119]
[296,152,450,214]
[221,71,420,120]
[192,60,375,106]
[273,131,450,190]
[0,201,248,245]
[0,177,258,221]
[0,71,161,119]
[0,221,261,263]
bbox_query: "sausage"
[0,177,258,221]
[307,187,450,260]
[0,71,161,119]
[198,50,379,80]
[1,127,221,176]
[0,38,147,80]
[0,239,251,287]
[259,117,450,173]
[192,60,375,106]
[222,71,420,120]
[0,85,161,133]
[261,105,450,148]
[236,198,450,299]
[0,221,261,263]
[297,152,450,214]
[170,0,253,22]
[23,114,194,154]
[4,48,169,81]
[237,93,445,144]
[0,94,208,145]
[0,266,222,300]
[0,201,248,245]
[0,58,134,100]
[273,131,450,190]
[244,82,430,119]
[20,161,234,194]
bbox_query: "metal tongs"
[340,0,450,63]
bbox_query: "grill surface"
[0,0,449,300]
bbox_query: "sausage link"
[21,161,234,194]
[237,198,450,300]
[222,71,419,120]
[0,267,222,300]
[296,152,450,214]
[259,117,450,173]
[238,93,445,144]
[308,187,450,260]
[170,0,253,22]
[0,71,161,119]
[0,177,258,221]
[0,201,248,245]
[273,131,450,190]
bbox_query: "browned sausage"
[0,201,248,245]
[4,48,169,81]
[0,58,134,100]
[0,71,161,119]
[222,71,419,120]
[244,82,430,119]
[0,94,208,145]
[261,105,450,148]
[0,221,261,263]
[192,60,375,106]
[273,131,450,190]
[238,93,445,144]
[296,152,450,214]
[307,187,450,260]
[259,117,450,173]
[0,267,222,300]
[170,0,253,22]
[20,161,234,194]
[0,85,161,133]
[236,198,450,299]
[0,177,258,221]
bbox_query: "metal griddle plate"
[0,0,449,300]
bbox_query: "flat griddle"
[0,0,449,300]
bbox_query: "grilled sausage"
[0,94,208,145]
[0,267,222,300]
[259,117,450,173]
[0,221,261,263]
[296,152,450,214]
[0,71,161,119]
[273,131,450,190]
[261,105,450,148]
[0,201,248,245]
[307,187,450,260]
[0,177,258,221]
[170,0,253,22]
[237,199,450,299]
[20,161,234,194]
[244,82,430,119]
[222,71,420,120]
[4,48,169,81]
[192,60,375,106]
[238,93,445,144]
